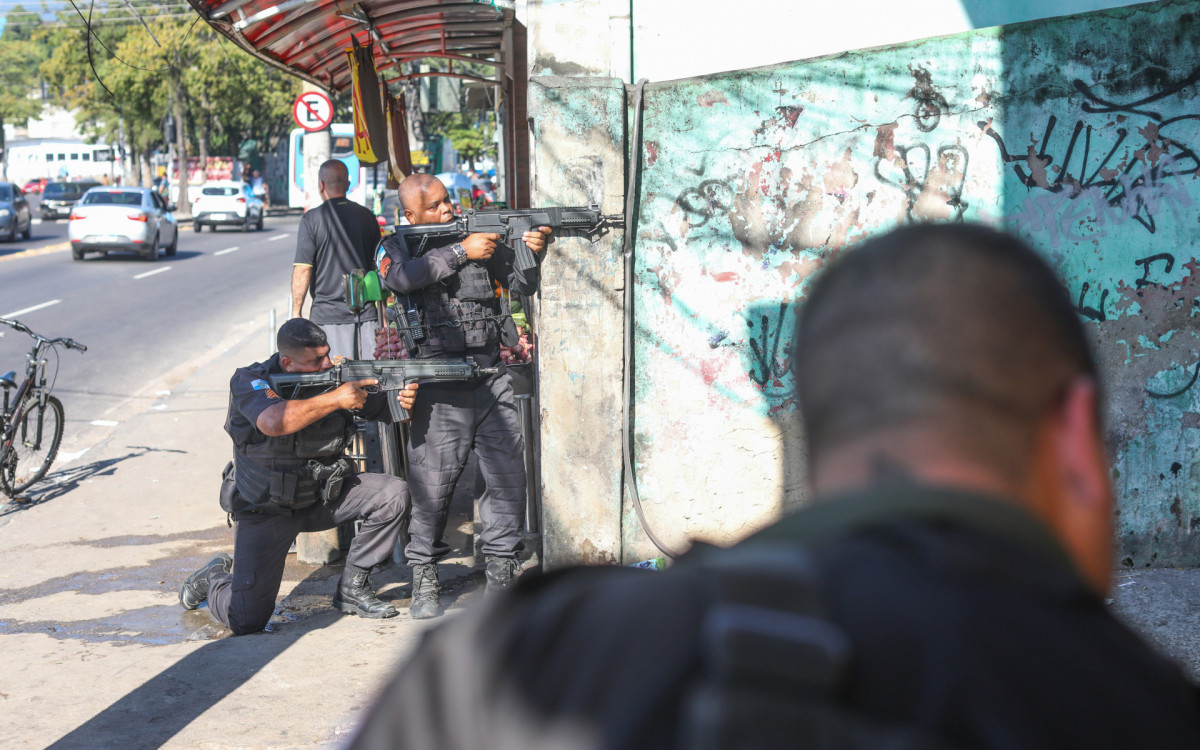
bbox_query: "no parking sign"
[293,91,334,132]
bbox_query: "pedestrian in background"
[350,223,1200,749]
[291,159,381,360]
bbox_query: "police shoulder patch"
[250,379,270,390]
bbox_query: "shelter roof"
[186,0,512,91]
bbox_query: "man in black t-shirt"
[292,160,382,360]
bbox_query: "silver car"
[68,187,178,261]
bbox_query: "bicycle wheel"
[0,395,64,496]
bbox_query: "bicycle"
[0,317,86,497]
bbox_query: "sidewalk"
[0,314,489,749]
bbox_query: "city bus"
[287,124,368,209]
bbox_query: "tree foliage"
[428,111,496,171]
[5,6,301,186]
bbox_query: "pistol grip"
[388,391,411,422]
[512,236,537,272]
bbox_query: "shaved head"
[399,173,443,213]
[793,223,1096,485]
[318,159,350,197]
[399,173,454,225]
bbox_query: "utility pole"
[173,82,190,214]
[301,81,333,212]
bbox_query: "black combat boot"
[410,563,443,619]
[179,553,233,610]
[333,570,398,619]
[484,555,521,596]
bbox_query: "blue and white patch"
[251,379,271,391]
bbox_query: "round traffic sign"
[293,91,334,132]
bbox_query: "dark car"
[0,182,33,242]
[40,181,102,220]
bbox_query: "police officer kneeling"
[179,318,416,634]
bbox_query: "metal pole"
[268,308,276,356]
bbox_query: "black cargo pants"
[207,472,408,635]
[403,370,526,565]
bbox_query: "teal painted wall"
[623,0,1200,564]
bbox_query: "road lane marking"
[91,420,119,427]
[268,233,289,241]
[215,246,240,256]
[1,299,62,318]
[133,266,172,280]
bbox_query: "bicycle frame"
[2,338,53,451]
[0,319,84,459]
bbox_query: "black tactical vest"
[232,411,354,513]
[415,260,509,356]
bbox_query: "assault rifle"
[267,357,496,421]
[390,204,624,272]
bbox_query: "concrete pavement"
[1,302,1199,748]
[0,310,489,749]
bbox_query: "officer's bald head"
[792,223,1097,489]
[399,173,442,212]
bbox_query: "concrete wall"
[530,0,1200,567]
[524,0,1144,83]
[528,78,629,566]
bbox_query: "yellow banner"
[346,43,382,165]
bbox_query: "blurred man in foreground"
[350,224,1200,748]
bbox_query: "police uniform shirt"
[226,355,392,448]
[225,355,287,448]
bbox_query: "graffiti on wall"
[630,0,1200,563]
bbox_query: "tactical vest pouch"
[269,470,320,510]
[219,460,238,514]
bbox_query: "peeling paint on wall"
[622,0,1200,563]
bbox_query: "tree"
[0,18,46,177]
[428,111,496,171]
[37,13,299,200]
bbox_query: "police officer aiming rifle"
[179,318,418,634]
[375,173,552,619]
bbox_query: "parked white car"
[192,181,264,232]
[68,187,178,261]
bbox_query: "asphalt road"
[0,212,303,466]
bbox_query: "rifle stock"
[267,357,495,421]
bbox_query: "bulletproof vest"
[414,260,507,357]
[681,544,958,750]
[232,411,354,513]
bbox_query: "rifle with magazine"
[268,357,496,422]
[389,204,624,272]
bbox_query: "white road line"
[215,246,240,256]
[1,299,61,318]
[90,420,119,427]
[133,266,172,280]
[268,233,289,241]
